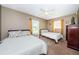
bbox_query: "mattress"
[0,35,47,55]
[41,32,63,42]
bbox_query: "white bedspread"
[41,32,63,42]
[0,35,47,55]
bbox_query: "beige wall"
[1,7,30,39]
[47,20,53,31]
[47,14,77,40]
[31,17,47,29]
[1,7,47,40]
[40,20,47,29]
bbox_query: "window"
[54,20,61,29]
[32,20,39,35]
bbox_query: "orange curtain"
[29,17,32,34]
[60,19,64,34]
[52,19,54,32]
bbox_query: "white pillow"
[41,30,48,33]
[8,31,21,38]
[20,31,30,36]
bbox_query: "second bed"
[40,29,63,43]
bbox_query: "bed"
[0,30,47,55]
[40,29,63,43]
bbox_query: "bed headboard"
[40,29,48,34]
[8,29,30,35]
[8,29,30,32]
[8,29,31,37]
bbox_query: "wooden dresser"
[66,25,79,51]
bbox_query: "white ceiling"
[2,4,79,20]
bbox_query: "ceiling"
[2,4,79,20]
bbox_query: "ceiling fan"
[40,8,54,15]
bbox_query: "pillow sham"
[8,31,21,38]
[41,30,48,33]
[20,31,30,36]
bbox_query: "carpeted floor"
[40,36,79,55]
